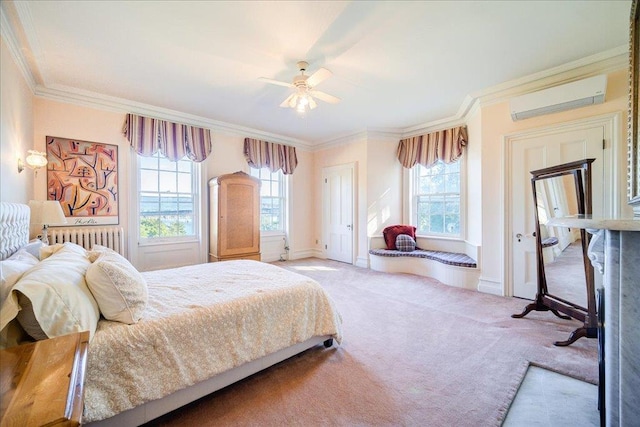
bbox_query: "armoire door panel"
[209,172,261,262]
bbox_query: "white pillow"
[22,240,45,259]
[0,249,39,304]
[86,247,148,324]
[11,242,100,340]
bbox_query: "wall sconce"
[25,150,48,176]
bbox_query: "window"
[249,168,286,233]
[413,160,461,237]
[138,152,197,240]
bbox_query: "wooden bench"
[368,236,480,290]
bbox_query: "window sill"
[262,231,286,237]
[138,237,200,247]
[415,234,464,242]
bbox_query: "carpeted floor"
[146,258,598,427]
[545,240,588,308]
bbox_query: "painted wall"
[366,134,403,261]
[465,109,482,247]
[287,149,315,260]
[1,37,34,203]
[203,132,315,261]
[202,133,315,263]
[29,102,312,267]
[478,69,630,296]
[3,36,631,292]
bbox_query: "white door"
[323,164,354,264]
[510,126,604,299]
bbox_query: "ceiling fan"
[259,61,341,115]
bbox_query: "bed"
[0,202,342,426]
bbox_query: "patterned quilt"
[83,260,342,422]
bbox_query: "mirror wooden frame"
[630,0,640,213]
[512,159,597,346]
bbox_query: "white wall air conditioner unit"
[510,74,607,121]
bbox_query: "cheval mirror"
[512,158,597,346]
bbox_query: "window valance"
[243,138,298,175]
[397,126,468,169]
[123,114,212,162]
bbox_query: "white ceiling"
[2,1,631,146]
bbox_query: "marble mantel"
[548,215,639,427]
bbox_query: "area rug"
[147,258,597,427]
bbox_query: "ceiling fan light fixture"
[261,60,340,115]
[295,93,311,117]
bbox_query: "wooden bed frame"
[0,202,335,425]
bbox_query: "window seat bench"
[368,236,480,290]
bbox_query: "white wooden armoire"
[208,172,261,262]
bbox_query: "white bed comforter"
[83,260,342,423]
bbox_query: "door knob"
[346,224,352,230]
[516,232,537,242]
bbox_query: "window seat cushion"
[368,248,477,268]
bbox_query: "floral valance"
[243,138,298,175]
[397,126,468,169]
[123,114,212,162]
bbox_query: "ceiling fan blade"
[310,90,341,104]
[280,93,296,108]
[259,77,294,88]
[306,68,332,88]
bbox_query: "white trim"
[130,153,205,268]
[477,277,503,296]
[34,84,314,150]
[356,256,369,269]
[311,129,403,152]
[198,158,209,264]
[1,5,626,149]
[503,112,620,297]
[11,1,47,85]
[322,162,356,265]
[289,249,323,260]
[249,167,287,235]
[406,157,466,239]
[0,3,37,91]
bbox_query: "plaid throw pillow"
[395,234,416,252]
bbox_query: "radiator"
[48,226,125,256]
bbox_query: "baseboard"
[289,250,369,267]
[289,249,323,260]
[477,277,503,296]
[356,256,369,268]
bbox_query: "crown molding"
[0,2,37,91]
[471,45,628,107]
[3,1,628,152]
[12,0,47,85]
[396,45,628,139]
[311,130,369,151]
[34,84,315,150]
[310,128,403,152]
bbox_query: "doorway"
[507,116,616,299]
[322,163,355,264]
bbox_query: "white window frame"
[403,156,466,240]
[135,152,201,246]
[249,167,288,236]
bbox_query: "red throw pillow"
[382,225,417,250]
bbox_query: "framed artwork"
[46,136,119,225]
